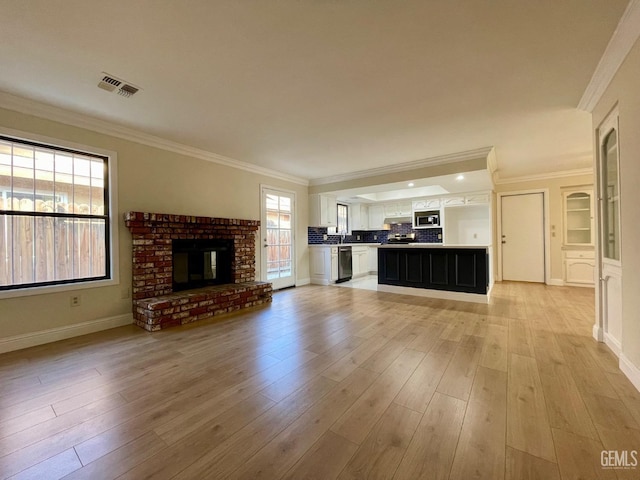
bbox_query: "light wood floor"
[1,282,638,480]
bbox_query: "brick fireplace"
[124,211,272,331]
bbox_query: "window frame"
[0,127,119,299]
[337,203,348,234]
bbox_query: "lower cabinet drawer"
[564,250,595,259]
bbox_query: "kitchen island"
[377,244,492,303]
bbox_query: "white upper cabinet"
[384,201,412,217]
[413,193,489,211]
[398,201,412,216]
[441,196,465,206]
[413,198,440,210]
[562,189,594,246]
[465,193,490,205]
[309,194,337,227]
[349,203,369,230]
[368,204,386,229]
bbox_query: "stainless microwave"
[416,212,440,226]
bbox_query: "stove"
[386,233,416,244]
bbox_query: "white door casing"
[500,192,546,283]
[595,109,622,355]
[261,186,296,290]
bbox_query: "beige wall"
[0,107,309,340]
[495,173,594,281]
[593,38,640,367]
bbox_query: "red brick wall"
[124,212,259,300]
[133,282,272,331]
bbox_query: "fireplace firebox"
[172,239,233,292]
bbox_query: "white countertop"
[377,243,491,249]
[308,243,380,248]
[308,243,491,249]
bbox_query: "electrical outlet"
[437,233,442,240]
[373,235,378,240]
[323,234,328,241]
[70,295,81,307]
[356,235,361,240]
[473,233,478,239]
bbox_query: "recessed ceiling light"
[456,175,465,181]
[408,182,415,187]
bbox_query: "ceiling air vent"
[97,74,122,92]
[97,72,141,98]
[117,84,139,98]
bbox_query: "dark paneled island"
[377,244,492,302]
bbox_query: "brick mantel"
[124,211,260,300]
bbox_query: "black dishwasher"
[337,246,352,283]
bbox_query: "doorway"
[596,109,622,355]
[499,192,546,283]
[261,186,296,290]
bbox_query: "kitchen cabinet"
[378,246,488,294]
[350,203,369,231]
[309,194,337,227]
[413,198,440,210]
[368,204,386,230]
[562,189,594,246]
[464,193,490,205]
[384,201,412,217]
[564,250,595,286]
[369,247,378,273]
[309,246,338,285]
[414,193,489,211]
[441,196,465,206]
[561,188,594,286]
[352,246,369,278]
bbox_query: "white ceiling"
[335,170,493,203]
[0,0,628,182]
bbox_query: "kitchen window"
[0,133,114,292]
[337,203,348,234]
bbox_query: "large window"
[0,135,110,290]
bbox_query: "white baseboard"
[546,278,565,286]
[604,331,622,357]
[377,284,490,304]
[296,277,311,287]
[620,353,640,393]
[593,324,603,342]
[0,313,133,354]
[310,278,331,286]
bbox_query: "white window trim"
[0,126,119,299]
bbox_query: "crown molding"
[578,0,640,112]
[0,91,309,186]
[494,167,593,185]
[309,146,494,187]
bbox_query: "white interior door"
[261,186,296,290]
[501,193,545,282]
[598,112,622,354]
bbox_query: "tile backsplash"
[308,224,442,244]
